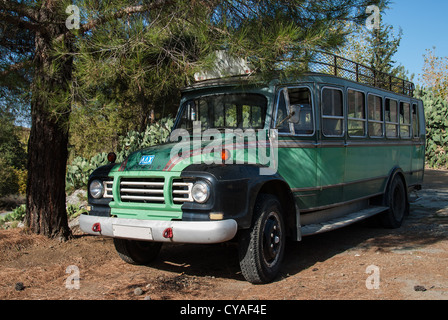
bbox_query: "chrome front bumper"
[79,214,238,244]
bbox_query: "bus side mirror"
[288,104,302,124]
[186,102,197,121]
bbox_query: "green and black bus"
[80,52,425,284]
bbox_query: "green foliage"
[0,204,26,227]
[415,87,448,168]
[66,153,109,190]
[66,117,174,190]
[67,203,87,219]
[13,168,27,195]
[0,158,19,197]
[11,204,26,221]
[422,48,448,102]
[118,117,174,159]
[0,110,27,169]
[0,111,28,197]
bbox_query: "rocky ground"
[0,169,447,301]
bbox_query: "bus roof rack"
[192,50,415,97]
[307,51,415,97]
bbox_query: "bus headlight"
[191,181,210,203]
[89,180,104,199]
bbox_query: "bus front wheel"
[238,194,286,284]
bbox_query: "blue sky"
[382,0,448,85]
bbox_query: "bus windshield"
[174,93,267,132]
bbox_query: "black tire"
[238,194,285,284]
[380,175,408,229]
[113,238,162,265]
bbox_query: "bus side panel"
[277,143,318,210]
[395,143,412,189]
[316,144,345,208]
[344,143,420,202]
[410,143,425,186]
[344,145,388,202]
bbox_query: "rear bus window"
[412,103,419,138]
[400,102,411,139]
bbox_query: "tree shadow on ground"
[146,207,446,282]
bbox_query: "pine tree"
[369,22,402,74]
[337,16,407,80]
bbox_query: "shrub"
[13,168,27,195]
[0,204,26,228]
[67,203,87,219]
[415,87,448,168]
[11,204,26,221]
[0,158,19,197]
[66,117,174,189]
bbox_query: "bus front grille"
[119,178,165,204]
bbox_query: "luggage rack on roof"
[307,51,415,97]
[191,50,415,97]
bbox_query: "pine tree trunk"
[25,2,73,240]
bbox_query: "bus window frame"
[346,88,367,138]
[274,85,316,137]
[321,86,345,138]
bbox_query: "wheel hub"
[263,213,282,264]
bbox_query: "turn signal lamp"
[221,149,231,162]
[107,152,117,163]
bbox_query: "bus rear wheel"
[113,238,162,265]
[238,194,285,284]
[380,175,408,229]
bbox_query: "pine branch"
[0,60,33,77]
[81,1,173,33]
[55,0,174,43]
[0,0,38,21]
[0,11,41,31]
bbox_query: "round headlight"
[89,180,104,199]
[191,181,210,203]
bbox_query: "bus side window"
[368,94,383,137]
[385,98,399,138]
[412,103,419,138]
[348,89,366,137]
[322,87,344,137]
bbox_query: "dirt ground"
[1,169,447,301]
